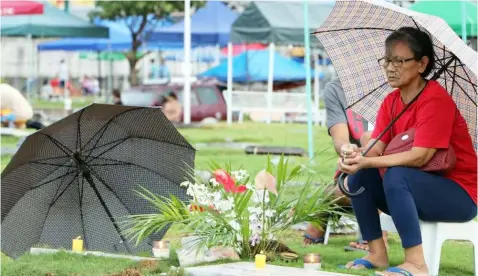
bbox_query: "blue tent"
[198,49,324,83]
[37,17,179,51]
[148,1,237,47]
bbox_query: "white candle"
[152,240,170,259]
[303,253,321,271]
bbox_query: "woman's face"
[383,41,428,88]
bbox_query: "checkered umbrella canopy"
[1,104,195,258]
[314,0,478,150]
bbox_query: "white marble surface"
[185,262,353,276]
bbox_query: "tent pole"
[266,43,275,125]
[303,1,314,160]
[461,1,467,41]
[107,43,113,104]
[183,0,192,124]
[313,51,320,126]
[227,42,233,124]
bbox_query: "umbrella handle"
[337,171,365,197]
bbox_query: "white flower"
[180,180,192,187]
[231,170,249,182]
[216,197,234,213]
[248,207,262,215]
[225,210,237,218]
[264,209,276,218]
[229,220,240,231]
[252,190,270,204]
[268,233,276,240]
[209,178,220,187]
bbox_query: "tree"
[89,1,204,85]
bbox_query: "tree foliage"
[89,1,205,85]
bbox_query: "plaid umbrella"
[314,0,477,150]
[1,104,195,258]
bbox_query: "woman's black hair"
[385,27,435,78]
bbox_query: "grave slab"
[185,262,353,276]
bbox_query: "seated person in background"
[40,79,53,100]
[303,78,388,252]
[0,83,33,128]
[340,27,477,275]
[162,92,182,123]
[112,89,123,105]
[81,75,92,95]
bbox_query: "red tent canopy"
[220,43,267,56]
[1,0,44,16]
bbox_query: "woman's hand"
[340,144,361,158]
[337,154,368,175]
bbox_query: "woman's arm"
[364,147,437,168]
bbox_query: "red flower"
[214,169,247,193]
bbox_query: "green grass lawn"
[29,96,99,110]
[0,123,472,275]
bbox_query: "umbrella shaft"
[83,172,132,254]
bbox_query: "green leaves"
[125,155,351,259]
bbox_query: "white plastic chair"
[380,213,478,276]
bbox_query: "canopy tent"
[409,0,477,37]
[1,0,43,16]
[198,49,324,83]
[148,1,237,47]
[37,17,178,51]
[0,2,108,38]
[230,2,334,46]
[220,43,267,56]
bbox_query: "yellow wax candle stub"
[72,236,84,252]
[255,251,266,269]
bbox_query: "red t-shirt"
[371,80,477,204]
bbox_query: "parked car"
[121,80,229,122]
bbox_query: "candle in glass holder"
[255,251,266,268]
[152,240,170,259]
[303,253,321,271]
[72,236,84,253]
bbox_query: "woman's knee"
[347,168,381,192]
[382,166,413,187]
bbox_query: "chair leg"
[474,239,478,276]
[323,220,332,245]
[421,222,440,276]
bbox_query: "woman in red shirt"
[338,27,477,275]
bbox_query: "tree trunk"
[127,52,139,86]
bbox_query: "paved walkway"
[185,262,353,276]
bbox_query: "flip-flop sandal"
[338,258,376,269]
[303,233,325,244]
[375,267,414,276]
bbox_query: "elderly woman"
[338,27,477,276]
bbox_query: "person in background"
[58,59,69,97]
[162,92,182,123]
[40,79,53,100]
[112,89,123,105]
[0,83,33,128]
[81,75,92,95]
[303,78,388,252]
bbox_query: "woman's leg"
[377,166,477,276]
[345,168,391,269]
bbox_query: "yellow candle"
[255,251,266,268]
[72,236,84,253]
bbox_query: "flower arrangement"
[126,156,347,259]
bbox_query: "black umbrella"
[1,104,195,258]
